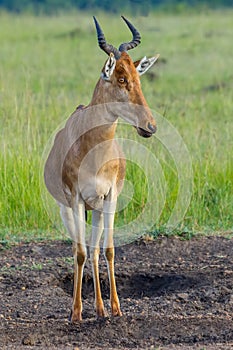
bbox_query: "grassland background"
[0,9,232,242]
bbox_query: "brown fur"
[44,52,156,210]
[44,50,157,322]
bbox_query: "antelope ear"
[134,54,160,76]
[101,53,116,81]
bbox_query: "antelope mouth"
[137,127,153,138]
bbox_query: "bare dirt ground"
[0,236,232,350]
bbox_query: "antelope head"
[93,16,159,138]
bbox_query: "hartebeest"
[44,16,159,322]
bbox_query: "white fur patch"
[102,53,116,81]
[136,54,160,76]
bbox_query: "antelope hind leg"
[60,198,86,322]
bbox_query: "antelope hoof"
[69,309,82,323]
[111,302,122,317]
[96,305,108,318]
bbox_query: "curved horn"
[119,16,141,52]
[93,16,121,59]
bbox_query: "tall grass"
[0,10,232,242]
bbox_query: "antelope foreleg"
[103,187,122,317]
[90,247,106,317]
[104,246,122,316]
[90,210,106,317]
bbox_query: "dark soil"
[0,236,232,349]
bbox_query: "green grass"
[0,10,232,242]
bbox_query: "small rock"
[224,270,232,276]
[22,335,35,346]
[177,293,189,300]
[221,286,231,293]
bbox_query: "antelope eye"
[118,77,125,84]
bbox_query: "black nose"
[148,122,157,133]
